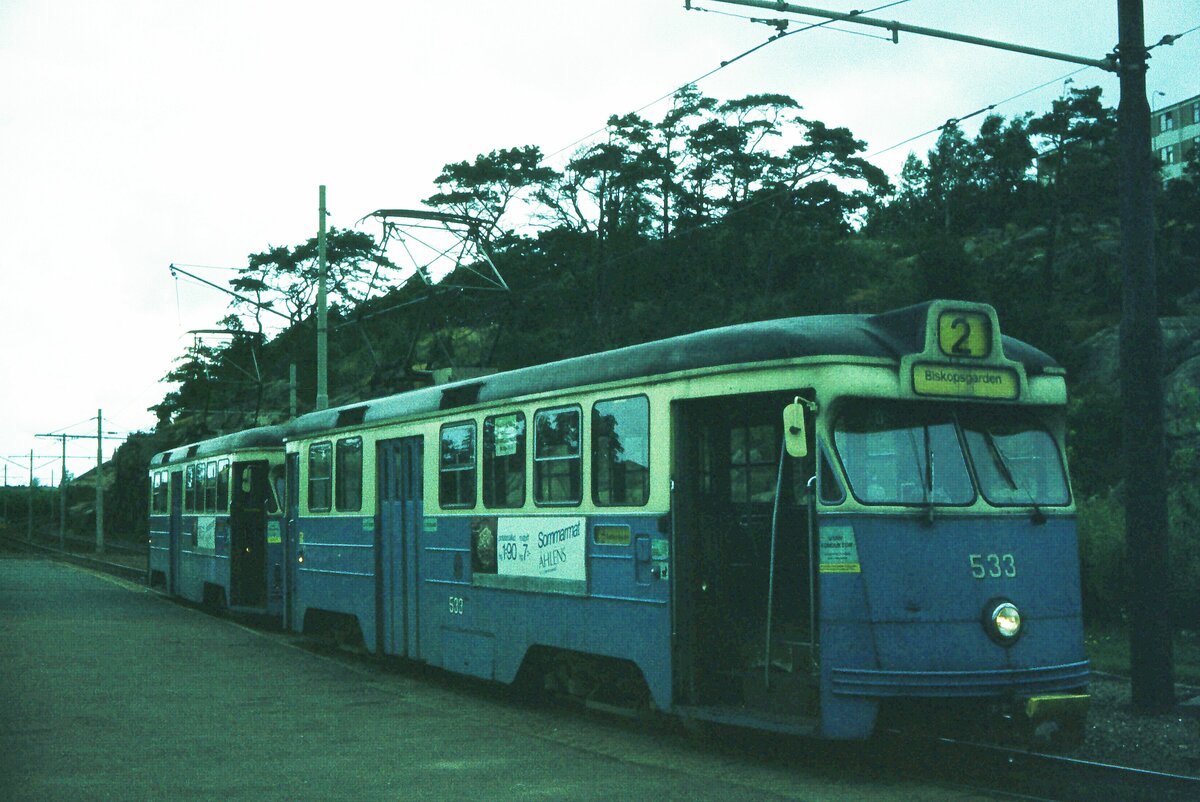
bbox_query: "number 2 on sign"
[969,553,1016,579]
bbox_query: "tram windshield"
[833,400,1069,508]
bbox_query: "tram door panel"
[377,437,423,659]
[230,460,270,608]
[168,470,183,596]
[674,392,815,710]
[283,453,300,631]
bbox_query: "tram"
[151,300,1089,739]
[149,426,287,614]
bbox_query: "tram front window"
[959,409,1070,506]
[835,401,973,506]
[833,400,1070,508]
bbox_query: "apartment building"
[1152,93,1200,182]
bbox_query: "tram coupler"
[1021,693,1090,747]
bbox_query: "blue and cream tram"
[149,426,287,614]
[150,300,1089,739]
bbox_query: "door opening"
[230,460,270,608]
[673,390,817,714]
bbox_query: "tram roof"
[151,424,287,467]
[284,302,1060,440]
[149,302,1061,461]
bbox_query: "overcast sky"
[1,1,1197,485]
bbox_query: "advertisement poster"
[496,516,586,582]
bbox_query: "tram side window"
[483,412,526,508]
[204,461,218,513]
[217,460,230,512]
[336,437,363,512]
[309,442,333,512]
[440,423,476,509]
[185,465,196,513]
[592,396,649,506]
[535,406,581,505]
[151,471,169,514]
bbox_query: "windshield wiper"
[903,425,935,524]
[981,429,1046,524]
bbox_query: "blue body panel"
[291,510,675,708]
[817,513,1088,738]
[149,514,170,582]
[294,515,378,648]
[424,513,673,708]
[155,512,284,616]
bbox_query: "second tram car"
[150,300,1090,739]
[149,426,287,614]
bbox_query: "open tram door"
[283,452,300,632]
[229,460,271,608]
[672,390,819,728]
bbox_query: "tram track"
[7,534,1196,802]
[878,730,1200,802]
[0,533,147,584]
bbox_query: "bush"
[1077,491,1130,623]
[1077,483,1200,629]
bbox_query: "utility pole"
[27,449,33,541]
[704,0,1174,711]
[59,434,67,548]
[96,410,104,555]
[1117,0,1172,713]
[36,429,125,553]
[316,185,330,410]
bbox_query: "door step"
[676,704,818,735]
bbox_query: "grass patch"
[1085,625,1200,686]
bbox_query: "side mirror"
[783,399,810,458]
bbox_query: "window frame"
[483,411,526,509]
[335,436,364,512]
[534,404,583,507]
[308,441,333,513]
[591,395,651,507]
[216,459,230,512]
[439,421,477,510]
[185,464,196,513]
[203,461,218,513]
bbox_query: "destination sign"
[912,363,1018,400]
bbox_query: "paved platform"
[0,554,1004,801]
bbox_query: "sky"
[1,1,1197,486]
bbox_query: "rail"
[882,731,1200,802]
[0,533,148,584]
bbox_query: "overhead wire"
[541,0,915,164]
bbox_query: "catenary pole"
[28,449,33,541]
[1116,0,1173,713]
[704,0,1174,712]
[96,410,104,555]
[316,185,329,411]
[60,434,67,548]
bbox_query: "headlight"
[984,599,1022,644]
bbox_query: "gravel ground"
[1066,674,1199,776]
